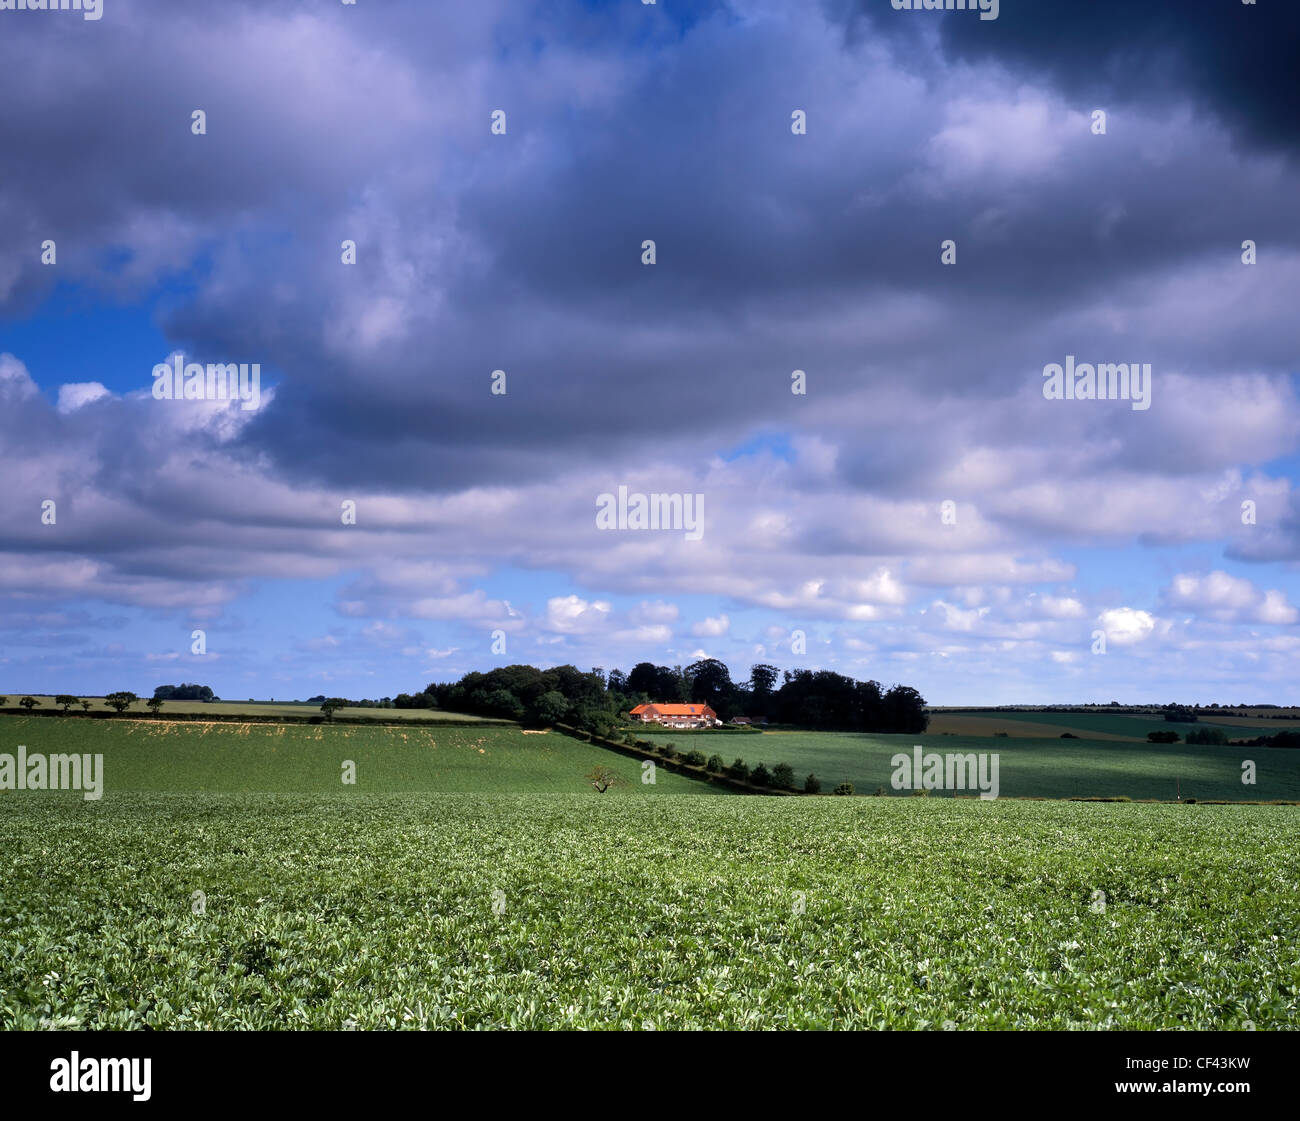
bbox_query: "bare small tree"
[585,765,621,794]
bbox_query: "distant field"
[1,696,495,723]
[0,716,721,796]
[929,709,1283,741]
[638,728,1300,800]
[1,794,1294,1029]
[927,713,1138,740]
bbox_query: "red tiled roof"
[630,703,714,716]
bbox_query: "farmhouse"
[628,703,718,728]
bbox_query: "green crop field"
[3,696,496,723]
[1,794,1295,1029]
[638,728,1300,800]
[0,716,719,795]
[932,709,1285,741]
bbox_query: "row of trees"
[620,660,927,732]
[418,659,928,735]
[617,661,927,732]
[152,683,217,701]
[1148,728,1300,748]
[5,693,163,714]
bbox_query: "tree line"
[420,659,928,736]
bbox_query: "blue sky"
[2,0,1299,705]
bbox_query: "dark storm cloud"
[1,0,1298,567]
[847,0,1300,152]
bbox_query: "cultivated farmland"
[5,696,496,723]
[0,715,717,795]
[0,795,1294,1029]
[928,709,1286,741]
[638,728,1300,801]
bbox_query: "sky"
[1,0,1298,706]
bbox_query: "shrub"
[772,763,795,791]
[833,782,855,796]
[750,763,771,787]
[727,759,749,782]
[1060,732,1078,739]
[874,785,884,796]
[684,749,707,768]
[659,742,678,760]
[804,773,821,794]
[912,787,931,797]
[1147,731,1180,744]
[585,765,620,794]
[1185,728,1228,746]
[993,731,1009,738]
[706,754,724,773]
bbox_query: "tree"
[532,690,569,725]
[585,765,620,794]
[772,762,796,791]
[104,691,138,714]
[686,658,735,717]
[19,696,39,711]
[878,684,926,734]
[626,662,659,696]
[748,663,779,708]
[153,683,215,702]
[320,698,348,722]
[804,773,821,794]
[55,694,78,714]
[146,697,164,716]
[0,697,7,707]
[79,699,92,712]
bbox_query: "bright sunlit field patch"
[1,794,1294,1029]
